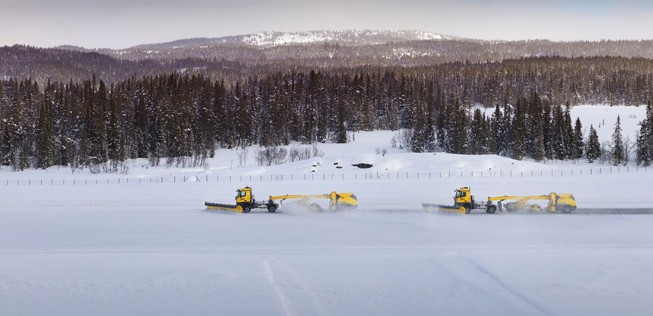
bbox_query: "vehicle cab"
[236,187,253,203]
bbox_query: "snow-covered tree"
[611,115,624,165]
[572,117,584,160]
[586,125,601,163]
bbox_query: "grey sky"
[1,0,652,49]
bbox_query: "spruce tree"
[586,125,601,163]
[488,104,499,154]
[636,102,653,166]
[611,115,624,165]
[436,102,447,151]
[335,96,348,143]
[532,120,546,161]
[511,98,526,160]
[552,104,567,160]
[410,102,426,153]
[646,102,653,165]
[424,98,436,152]
[572,118,584,160]
[636,121,650,166]
[468,109,484,154]
[562,104,574,159]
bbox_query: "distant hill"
[4,30,653,85]
[120,30,457,50]
[57,30,653,66]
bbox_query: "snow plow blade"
[422,203,468,214]
[205,202,243,213]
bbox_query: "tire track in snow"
[438,252,553,316]
[262,259,293,316]
[268,258,328,316]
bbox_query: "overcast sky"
[1,0,653,49]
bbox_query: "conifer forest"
[2,54,653,171]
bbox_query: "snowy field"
[1,105,653,315]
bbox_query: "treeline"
[410,91,653,168]
[100,38,653,66]
[1,69,652,171]
[5,45,653,108]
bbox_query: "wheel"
[562,205,573,213]
[309,203,323,212]
[267,204,277,213]
[242,206,251,213]
[464,206,471,214]
[486,205,496,214]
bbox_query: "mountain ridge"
[60,30,458,51]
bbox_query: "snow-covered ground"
[1,105,652,315]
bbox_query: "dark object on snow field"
[352,163,373,169]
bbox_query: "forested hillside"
[5,36,653,86]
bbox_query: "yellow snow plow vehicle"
[422,186,577,214]
[205,186,358,213]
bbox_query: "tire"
[267,204,277,213]
[563,205,573,213]
[243,206,251,213]
[464,205,471,214]
[309,203,323,212]
[486,205,497,214]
